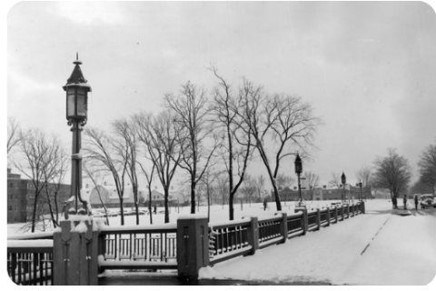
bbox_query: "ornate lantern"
[63,54,91,124]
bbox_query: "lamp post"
[294,153,304,207]
[63,54,92,215]
[341,172,346,204]
[356,181,363,201]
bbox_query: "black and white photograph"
[4,0,436,286]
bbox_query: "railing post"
[334,206,338,223]
[246,217,259,255]
[295,208,308,235]
[316,209,321,230]
[341,205,345,221]
[53,219,99,285]
[177,217,209,282]
[361,201,366,214]
[325,207,330,226]
[280,213,288,243]
[346,205,350,218]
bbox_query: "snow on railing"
[98,223,178,270]
[7,239,54,285]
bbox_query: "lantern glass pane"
[67,92,75,118]
[76,91,87,117]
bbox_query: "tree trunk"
[45,188,58,228]
[229,193,235,221]
[133,185,139,225]
[119,197,125,225]
[272,183,282,211]
[164,187,169,223]
[31,193,39,233]
[190,180,196,214]
[148,187,153,224]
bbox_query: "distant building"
[7,168,70,223]
[277,185,373,202]
[89,185,177,208]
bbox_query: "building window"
[9,182,14,188]
[8,206,12,211]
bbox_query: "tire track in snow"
[360,216,390,256]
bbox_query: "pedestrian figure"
[414,194,419,210]
[392,196,398,209]
[263,198,268,211]
[403,194,407,210]
[153,204,157,214]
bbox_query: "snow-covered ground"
[7,199,436,285]
[199,200,436,285]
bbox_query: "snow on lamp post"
[341,172,347,204]
[63,53,92,216]
[294,153,304,208]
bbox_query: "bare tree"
[356,166,372,187]
[166,81,219,214]
[84,127,128,225]
[238,80,319,211]
[41,144,68,228]
[305,171,319,200]
[253,175,266,201]
[373,148,412,208]
[113,118,140,225]
[138,160,156,224]
[7,117,21,154]
[329,172,342,189]
[83,163,110,225]
[418,143,436,195]
[276,173,293,190]
[211,69,253,220]
[14,129,64,232]
[135,111,181,223]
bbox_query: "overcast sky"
[6,1,436,187]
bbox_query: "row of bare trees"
[8,121,69,232]
[8,68,320,226]
[81,69,319,222]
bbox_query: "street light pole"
[294,153,304,208]
[63,54,92,216]
[341,172,347,204]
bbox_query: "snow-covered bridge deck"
[199,200,436,285]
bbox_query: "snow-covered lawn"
[199,200,436,285]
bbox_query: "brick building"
[277,185,373,202]
[7,168,71,223]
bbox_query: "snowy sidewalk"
[199,201,436,285]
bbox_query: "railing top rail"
[258,215,283,224]
[99,223,177,234]
[286,212,303,220]
[209,218,251,229]
[8,232,54,240]
[7,239,53,252]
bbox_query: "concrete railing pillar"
[280,213,288,243]
[316,209,321,230]
[295,208,308,235]
[334,206,338,223]
[361,201,366,214]
[325,207,330,226]
[53,219,99,285]
[247,217,259,255]
[177,217,209,282]
[341,205,345,221]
